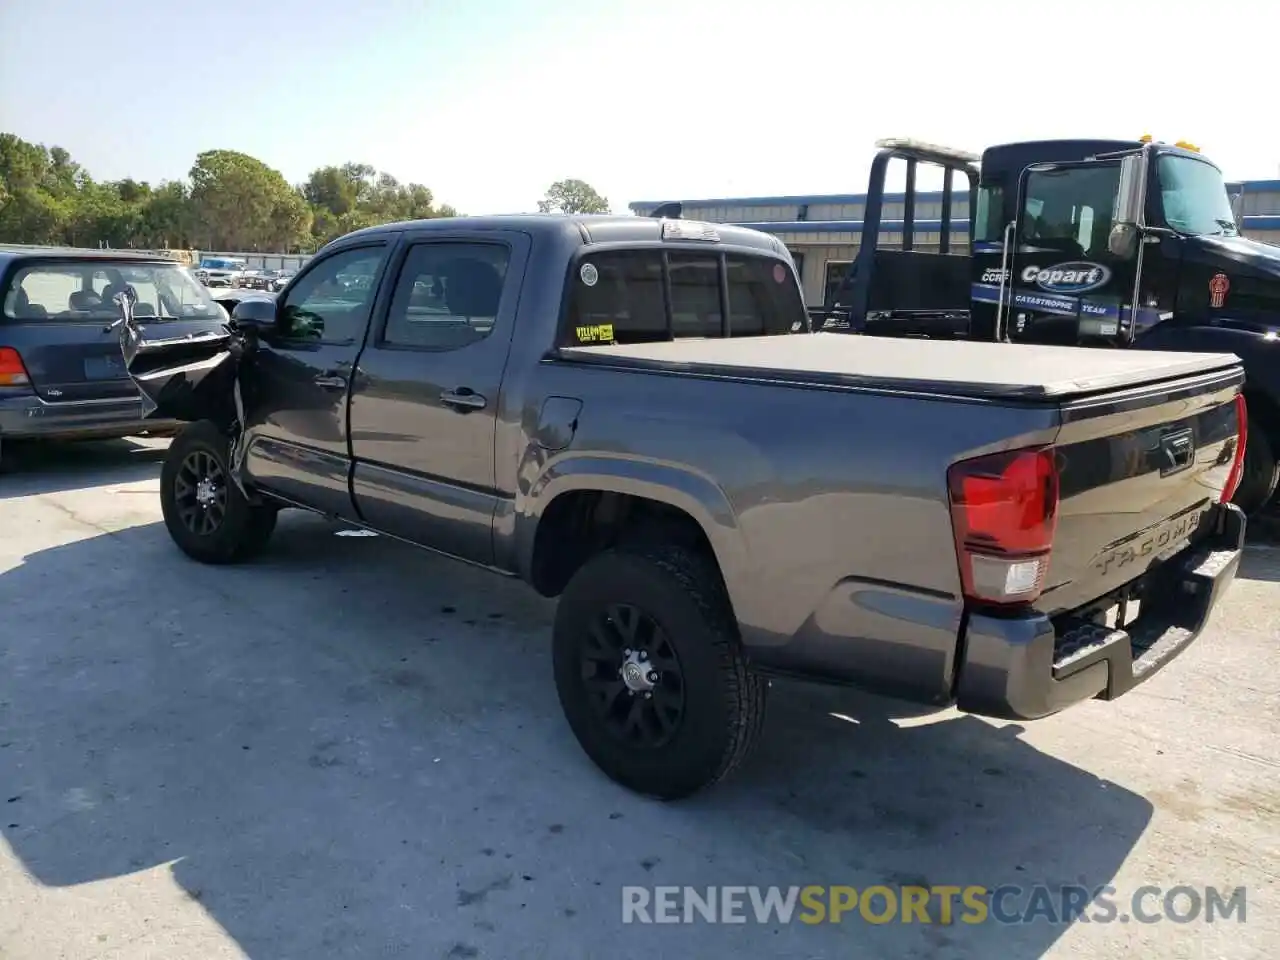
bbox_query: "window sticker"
[574,323,614,344]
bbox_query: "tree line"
[0,132,612,253]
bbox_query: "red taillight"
[0,347,31,387]
[947,446,1059,606]
[1219,393,1248,504]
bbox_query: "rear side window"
[564,249,806,346]
[382,242,510,351]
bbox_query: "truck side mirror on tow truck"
[1108,223,1139,260]
[1109,153,1146,259]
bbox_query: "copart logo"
[1021,261,1111,295]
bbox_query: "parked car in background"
[194,256,248,288]
[0,246,218,466]
[268,269,295,292]
[241,269,272,291]
[117,214,1247,800]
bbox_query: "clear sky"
[1,0,1276,215]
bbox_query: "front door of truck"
[347,231,530,566]
[1006,160,1136,345]
[240,241,394,518]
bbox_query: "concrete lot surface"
[1,438,1277,960]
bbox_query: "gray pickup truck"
[119,213,1248,799]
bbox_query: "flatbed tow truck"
[808,135,1280,517]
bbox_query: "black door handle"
[440,388,487,411]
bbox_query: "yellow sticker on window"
[575,323,614,344]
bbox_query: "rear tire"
[1230,415,1279,518]
[160,420,277,564]
[552,543,767,800]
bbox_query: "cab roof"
[332,213,788,255]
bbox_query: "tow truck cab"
[833,136,1280,516]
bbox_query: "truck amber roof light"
[661,220,720,242]
[875,137,980,163]
[1174,140,1201,153]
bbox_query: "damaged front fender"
[119,318,247,429]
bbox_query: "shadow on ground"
[0,437,169,499]
[1238,545,1280,584]
[0,509,1156,960]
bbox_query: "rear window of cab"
[564,249,808,346]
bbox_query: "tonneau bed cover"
[557,333,1241,401]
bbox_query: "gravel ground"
[1,438,1276,960]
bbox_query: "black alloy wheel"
[160,420,278,564]
[581,603,686,749]
[173,448,228,537]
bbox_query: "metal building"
[630,179,1280,307]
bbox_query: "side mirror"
[1108,223,1140,259]
[230,296,278,332]
[1110,153,1146,258]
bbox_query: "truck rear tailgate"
[1036,364,1244,618]
[953,358,1245,720]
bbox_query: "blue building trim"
[630,178,1280,215]
[631,191,961,209]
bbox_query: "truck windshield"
[1156,155,1238,238]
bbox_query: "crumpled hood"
[118,318,242,423]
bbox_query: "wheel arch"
[517,455,752,613]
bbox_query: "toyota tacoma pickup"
[117,214,1248,800]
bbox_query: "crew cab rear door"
[1007,160,1136,345]
[347,229,531,566]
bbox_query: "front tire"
[160,420,277,564]
[1230,414,1279,518]
[552,544,767,800]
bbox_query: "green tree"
[189,149,311,251]
[303,162,376,214]
[139,180,195,248]
[302,163,455,245]
[537,178,610,215]
[0,133,73,243]
[0,132,456,253]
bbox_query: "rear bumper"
[0,393,180,441]
[955,502,1245,721]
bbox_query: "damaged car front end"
[114,291,275,495]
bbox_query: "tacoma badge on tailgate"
[1090,503,1211,578]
